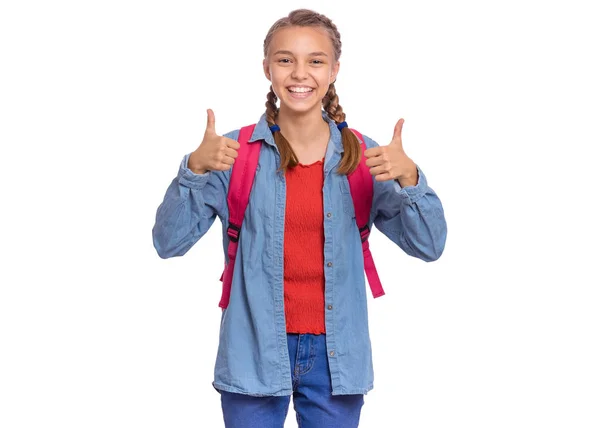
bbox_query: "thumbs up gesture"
[364,118,418,186]
[188,109,241,174]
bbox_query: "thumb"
[205,108,216,135]
[392,118,404,144]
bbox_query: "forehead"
[269,26,333,55]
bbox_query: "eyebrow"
[273,50,328,57]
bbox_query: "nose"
[291,62,308,80]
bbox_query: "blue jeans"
[219,333,364,428]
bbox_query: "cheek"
[271,75,285,91]
[270,71,288,90]
[317,71,332,92]
[319,69,334,86]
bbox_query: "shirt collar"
[248,110,344,155]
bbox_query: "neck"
[276,105,330,148]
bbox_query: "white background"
[1,0,599,427]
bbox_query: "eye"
[278,58,291,63]
[311,60,324,64]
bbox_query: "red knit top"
[283,159,326,334]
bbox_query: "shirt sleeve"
[362,133,447,261]
[151,130,238,259]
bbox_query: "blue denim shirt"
[152,111,447,396]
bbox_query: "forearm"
[152,154,225,258]
[373,165,447,261]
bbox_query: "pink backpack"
[219,124,384,309]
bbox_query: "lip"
[287,87,314,100]
[286,85,315,90]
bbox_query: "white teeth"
[288,87,313,93]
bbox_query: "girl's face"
[263,26,340,116]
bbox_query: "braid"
[322,83,361,175]
[265,86,298,171]
[322,83,345,123]
[265,86,278,125]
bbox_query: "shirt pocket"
[339,178,356,219]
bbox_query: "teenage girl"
[153,8,447,428]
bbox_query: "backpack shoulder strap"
[346,129,373,231]
[219,123,261,308]
[347,128,385,298]
[226,124,261,233]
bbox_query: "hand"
[188,109,241,174]
[364,118,418,185]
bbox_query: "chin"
[278,91,323,114]
[282,103,320,114]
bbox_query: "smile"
[287,86,314,93]
[287,86,314,99]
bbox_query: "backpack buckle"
[359,224,370,243]
[227,223,240,243]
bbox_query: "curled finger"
[369,164,389,176]
[221,156,235,166]
[225,147,239,159]
[365,155,385,168]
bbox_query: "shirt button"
[327,212,332,218]
[327,305,333,310]
[330,351,335,357]
[327,262,333,267]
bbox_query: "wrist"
[188,153,208,175]
[190,166,208,175]
[396,164,418,187]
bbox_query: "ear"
[263,59,271,81]
[330,60,340,84]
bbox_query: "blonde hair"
[263,9,361,174]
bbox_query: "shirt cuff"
[177,153,211,190]
[393,164,428,203]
